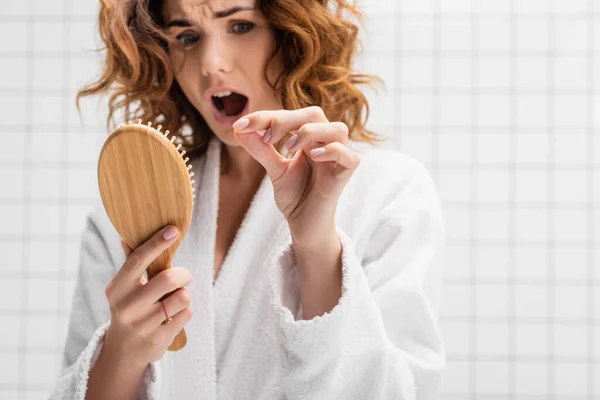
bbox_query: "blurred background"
[0,0,598,399]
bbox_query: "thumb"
[234,130,287,180]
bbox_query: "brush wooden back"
[98,121,194,351]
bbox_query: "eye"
[176,33,199,46]
[230,22,255,34]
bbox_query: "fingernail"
[262,128,272,143]
[284,134,298,150]
[310,147,326,157]
[163,226,179,240]
[232,117,250,131]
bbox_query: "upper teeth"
[212,90,232,98]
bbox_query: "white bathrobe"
[50,137,447,400]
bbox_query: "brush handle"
[147,250,188,352]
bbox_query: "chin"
[217,132,244,147]
[207,122,243,147]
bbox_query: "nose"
[199,35,233,77]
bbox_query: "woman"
[51,0,446,399]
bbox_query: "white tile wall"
[0,0,597,399]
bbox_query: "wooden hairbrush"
[97,119,195,351]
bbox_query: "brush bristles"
[119,119,194,204]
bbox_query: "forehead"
[163,0,257,21]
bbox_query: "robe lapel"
[159,137,221,400]
[156,137,289,399]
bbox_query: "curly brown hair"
[77,0,386,159]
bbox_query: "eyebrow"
[166,6,255,28]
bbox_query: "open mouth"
[211,91,248,119]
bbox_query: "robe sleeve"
[269,164,446,400]
[49,211,161,400]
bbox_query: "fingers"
[233,107,329,145]
[138,274,148,285]
[233,107,342,181]
[233,130,288,181]
[284,121,349,153]
[157,305,193,343]
[140,266,193,303]
[117,226,180,285]
[150,287,192,328]
[110,267,192,336]
[307,142,361,178]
